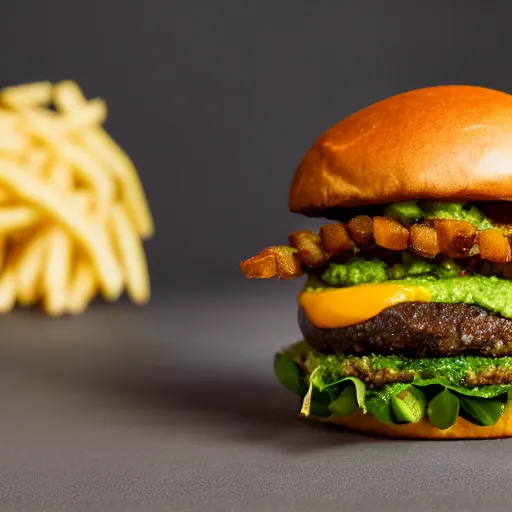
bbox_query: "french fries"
[0,80,154,315]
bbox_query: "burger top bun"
[289,85,512,214]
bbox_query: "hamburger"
[240,85,512,439]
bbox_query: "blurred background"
[4,2,512,511]
[4,1,511,295]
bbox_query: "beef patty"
[299,302,512,358]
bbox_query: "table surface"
[1,290,512,512]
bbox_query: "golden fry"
[0,267,16,313]
[68,255,97,314]
[15,228,48,306]
[53,80,87,111]
[41,164,73,315]
[53,80,153,236]
[0,80,154,316]
[0,129,30,153]
[1,82,52,109]
[25,148,49,176]
[0,161,123,300]
[63,98,107,132]
[22,120,114,215]
[42,226,71,316]
[0,206,39,232]
[0,238,4,270]
[81,129,154,237]
[0,111,20,131]
[110,203,150,304]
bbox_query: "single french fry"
[25,148,49,176]
[0,111,20,131]
[110,203,150,304]
[0,129,30,153]
[0,238,4,271]
[68,255,97,314]
[42,162,73,315]
[42,226,71,316]
[53,80,87,111]
[0,161,123,300]
[15,228,48,306]
[0,82,52,109]
[80,129,154,237]
[0,189,10,203]
[24,99,107,134]
[0,206,39,232]
[63,99,107,131]
[49,159,73,190]
[67,188,97,314]
[0,266,16,313]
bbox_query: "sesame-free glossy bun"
[289,85,512,214]
[314,407,512,439]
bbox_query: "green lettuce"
[276,342,512,430]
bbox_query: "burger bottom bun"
[311,407,512,439]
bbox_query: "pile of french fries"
[0,80,154,316]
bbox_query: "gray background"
[3,0,511,290]
[2,1,512,511]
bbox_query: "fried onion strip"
[240,246,302,279]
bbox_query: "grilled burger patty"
[299,302,512,358]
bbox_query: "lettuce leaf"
[277,346,512,430]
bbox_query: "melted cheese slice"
[298,284,431,328]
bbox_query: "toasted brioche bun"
[312,407,512,439]
[290,85,512,214]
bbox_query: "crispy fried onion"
[239,246,302,279]
[240,217,512,279]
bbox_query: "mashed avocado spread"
[308,254,512,319]
[383,200,493,230]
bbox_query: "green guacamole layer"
[307,254,512,319]
[383,200,493,229]
[285,340,512,388]
[275,341,512,430]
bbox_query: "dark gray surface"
[1,293,512,512]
